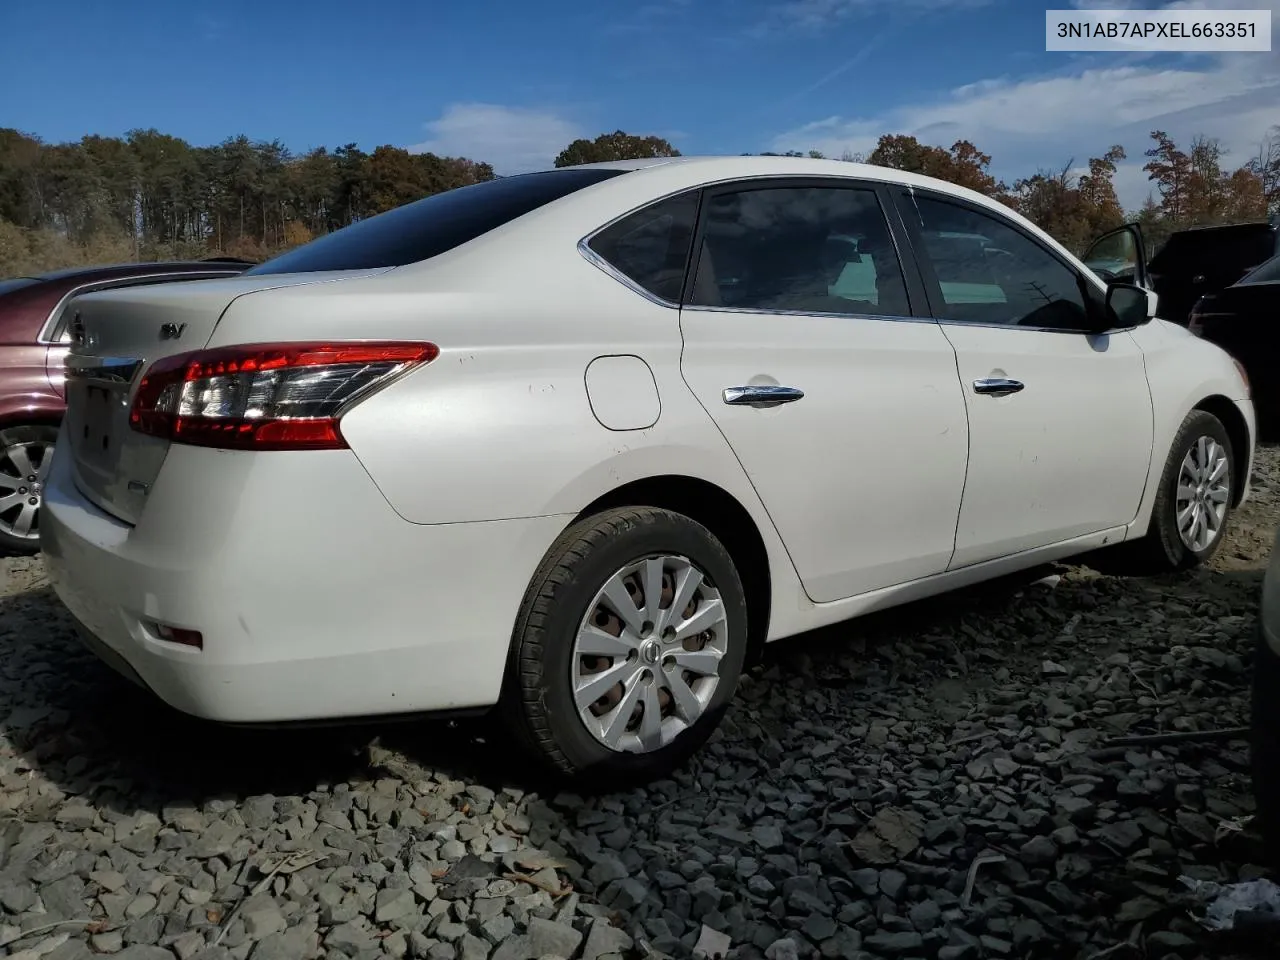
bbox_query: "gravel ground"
[2,449,1280,960]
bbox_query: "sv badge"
[159,322,187,340]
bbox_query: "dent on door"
[584,355,661,431]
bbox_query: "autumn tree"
[1012,146,1128,253]
[1247,127,1280,216]
[554,131,680,167]
[1144,131,1192,224]
[867,135,1006,198]
[1143,130,1266,230]
[0,127,496,269]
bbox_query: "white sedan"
[41,156,1253,786]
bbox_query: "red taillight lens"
[129,341,438,450]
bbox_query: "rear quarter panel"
[204,201,806,638]
[212,259,774,526]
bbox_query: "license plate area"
[70,382,127,469]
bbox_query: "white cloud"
[410,103,583,175]
[771,0,1280,210]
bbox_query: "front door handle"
[973,378,1024,397]
[722,385,805,407]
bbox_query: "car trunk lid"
[62,270,388,525]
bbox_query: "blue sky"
[2,0,1277,209]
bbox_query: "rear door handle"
[973,378,1024,397]
[722,385,805,407]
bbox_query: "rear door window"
[248,169,628,276]
[687,185,912,317]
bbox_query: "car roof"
[1165,220,1276,237]
[565,154,1012,211]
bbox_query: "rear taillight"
[129,341,438,450]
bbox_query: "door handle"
[973,378,1024,397]
[722,385,805,407]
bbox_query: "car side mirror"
[1106,282,1157,328]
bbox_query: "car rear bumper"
[41,434,571,723]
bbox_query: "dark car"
[1085,219,1279,326]
[0,258,254,551]
[1188,254,1280,431]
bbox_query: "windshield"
[1242,254,1280,284]
[247,168,628,276]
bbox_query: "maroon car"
[0,258,254,552]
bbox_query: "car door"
[891,188,1154,569]
[677,179,970,603]
[1082,223,1149,290]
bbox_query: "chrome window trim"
[576,238,680,309]
[681,302,1137,335]
[680,303,932,325]
[37,271,243,344]
[577,172,1135,336]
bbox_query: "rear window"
[0,278,39,296]
[1150,224,1276,274]
[247,169,628,276]
[1242,255,1280,284]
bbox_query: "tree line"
[1,124,1276,276]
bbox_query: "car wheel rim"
[1176,435,1230,553]
[571,554,729,754]
[0,439,53,541]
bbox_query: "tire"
[0,425,58,555]
[501,506,749,788]
[1252,626,1280,870]
[1096,410,1235,575]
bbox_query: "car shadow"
[2,556,1260,819]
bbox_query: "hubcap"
[0,440,54,541]
[571,554,729,754]
[1175,435,1230,553]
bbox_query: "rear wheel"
[0,425,58,554]
[502,506,748,788]
[1093,410,1234,574]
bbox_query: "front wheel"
[502,506,748,788]
[1100,410,1235,574]
[0,425,58,554]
